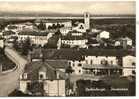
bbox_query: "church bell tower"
[84,12,90,30]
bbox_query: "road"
[0,47,27,96]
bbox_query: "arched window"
[78,63,82,67]
[39,74,44,79]
[90,60,93,65]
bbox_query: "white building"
[72,23,86,33]
[5,22,36,33]
[19,35,48,46]
[70,55,119,75]
[84,56,118,65]
[18,31,50,46]
[99,31,110,39]
[69,60,85,75]
[91,28,101,33]
[122,55,135,76]
[60,28,71,36]
[115,37,133,47]
[61,37,88,48]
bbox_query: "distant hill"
[0,11,135,18]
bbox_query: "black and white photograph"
[0,0,136,97]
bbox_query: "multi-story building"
[19,60,68,96]
[61,33,88,48]
[18,30,49,46]
[122,55,135,76]
[5,22,36,32]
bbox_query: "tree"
[48,25,52,30]
[22,37,32,55]
[55,29,62,36]
[61,44,70,48]
[37,21,46,30]
[13,37,19,50]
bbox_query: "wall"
[122,55,135,76]
[19,80,28,93]
[44,80,65,96]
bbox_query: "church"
[72,12,90,32]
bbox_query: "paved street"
[0,47,27,96]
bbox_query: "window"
[86,60,88,64]
[72,63,75,67]
[69,62,71,66]
[23,73,27,79]
[132,62,135,66]
[110,61,113,65]
[79,25,84,29]
[86,14,88,17]
[39,74,44,79]
[90,60,93,65]
[132,70,136,75]
[27,82,31,91]
[79,70,81,73]
[78,63,82,67]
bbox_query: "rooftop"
[18,30,48,36]
[82,64,122,69]
[61,35,86,40]
[24,60,68,80]
[3,31,15,35]
[30,48,135,61]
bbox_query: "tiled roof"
[82,64,122,69]
[42,49,84,61]
[18,30,48,36]
[3,31,15,35]
[61,35,86,40]
[31,48,135,61]
[79,49,130,56]
[24,60,68,80]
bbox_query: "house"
[61,34,88,48]
[122,55,135,76]
[69,49,122,75]
[115,37,133,48]
[91,28,101,33]
[69,30,83,36]
[5,22,36,32]
[18,30,49,46]
[19,60,68,96]
[99,31,110,39]
[60,27,71,36]
[72,23,86,33]
[3,30,16,39]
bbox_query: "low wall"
[2,66,17,74]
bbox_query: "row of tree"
[37,21,65,30]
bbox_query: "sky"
[0,1,135,15]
